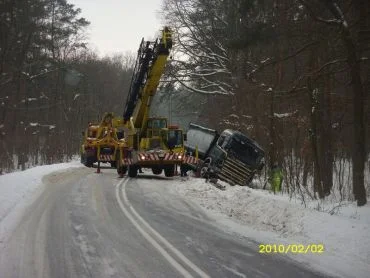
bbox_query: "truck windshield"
[229,138,262,167]
[148,119,167,129]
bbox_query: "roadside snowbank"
[173,177,370,278]
[0,160,82,244]
[1,162,368,277]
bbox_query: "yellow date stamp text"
[259,244,324,254]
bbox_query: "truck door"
[219,134,231,150]
[207,133,229,168]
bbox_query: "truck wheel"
[152,167,163,175]
[164,165,175,177]
[117,166,127,175]
[200,167,209,178]
[245,175,254,186]
[128,165,138,178]
[85,155,94,168]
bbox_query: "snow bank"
[0,160,81,244]
[173,177,370,278]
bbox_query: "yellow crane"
[116,27,195,177]
[80,112,125,169]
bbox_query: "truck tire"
[85,155,94,168]
[245,175,254,187]
[128,165,138,178]
[152,166,163,175]
[200,166,209,178]
[164,165,175,177]
[117,165,127,175]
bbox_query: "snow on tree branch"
[163,0,234,95]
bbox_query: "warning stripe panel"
[120,152,192,163]
[137,153,161,161]
[99,155,114,161]
[183,156,198,164]
[121,158,133,165]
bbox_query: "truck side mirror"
[183,134,187,141]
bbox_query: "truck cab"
[185,123,265,186]
[207,130,265,185]
[211,130,264,167]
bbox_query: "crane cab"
[161,125,184,153]
[138,118,185,152]
[139,117,167,150]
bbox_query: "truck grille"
[218,156,255,186]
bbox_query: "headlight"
[140,155,145,160]
[178,155,182,159]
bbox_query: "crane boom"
[123,27,172,131]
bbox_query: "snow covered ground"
[172,177,370,278]
[0,160,82,245]
[1,162,369,278]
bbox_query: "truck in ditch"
[184,123,265,186]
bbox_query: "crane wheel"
[164,165,175,177]
[128,165,138,178]
[117,166,128,175]
[152,167,163,175]
[83,155,94,168]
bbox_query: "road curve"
[0,168,329,278]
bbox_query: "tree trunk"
[344,35,367,206]
[307,46,325,199]
[320,72,334,196]
[269,87,276,169]
[337,13,367,206]
[309,86,325,199]
[311,0,367,205]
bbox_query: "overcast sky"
[69,0,164,56]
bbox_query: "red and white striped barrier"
[121,158,134,165]
[183,156,198,164]
[136,152,184,161]
[119,152,198,166]
[99,154,114,161]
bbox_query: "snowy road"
[0,168,328,277]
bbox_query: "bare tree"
[162,0,233,95]
[300,0,367,205]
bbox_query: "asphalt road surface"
[0,167,329,278]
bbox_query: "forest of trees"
[0,0,368,206]
[0,0,134,172]
[160,0,369,206]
